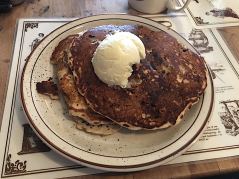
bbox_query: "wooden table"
[1,0,239,178]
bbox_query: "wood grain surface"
[1,0,239,178]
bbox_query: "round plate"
[21,14,214,172]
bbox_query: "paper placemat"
[0,15,239,178]
[151,15,239,164]
[180,0,239,29]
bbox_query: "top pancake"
[70,25,207,130]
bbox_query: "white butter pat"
[92,31,146,88]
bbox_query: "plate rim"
[20,14,214,171]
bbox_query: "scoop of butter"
[92,31,146,88]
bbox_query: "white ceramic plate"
[21,14,214,172]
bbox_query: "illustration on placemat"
[30,33,45,51]
[4,154,27,175]
[18,124,51,155]
[182,0,239,28]
[206,8,239,19]
[24,22,38,32]
[194,17,209,25]
[210,63,225,83]
[188,29,213,53]
[219,100,239,136]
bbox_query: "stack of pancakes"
[50,25,207,135]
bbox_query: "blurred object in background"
[10,0,24,6]
[0,0,12,13]
[0,0,24,13]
